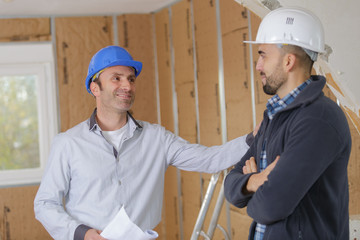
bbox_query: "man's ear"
[90,82,99,97]
[283,53,296,72]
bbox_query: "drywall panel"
[0,18,51,42]
[154,8,180,239]
[117,14,157,124]
[220,0,253,141]
[0,186,51,239]
[55,16,113,131]
[171,1,200,238]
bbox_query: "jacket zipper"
[298,212,303,239]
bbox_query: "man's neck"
[95,108,128,131]
[278,72,310,99]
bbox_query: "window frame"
[0,42,58,186]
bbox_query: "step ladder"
[190,170,230,240]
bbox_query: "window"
[0,43,58,186]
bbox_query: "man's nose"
[255,58,262,72]
[120,79,131,90]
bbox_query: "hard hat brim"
[85,59,142,94]
[243,40,325,53]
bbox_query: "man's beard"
[262,63,287,95]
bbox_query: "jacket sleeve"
[224,141,257,208]
[34,134,85,240]
[246,116,347,225]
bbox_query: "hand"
[243,157,257,174]
[84,229,107,240]
[245,156,280,193]
[252,121,262,137]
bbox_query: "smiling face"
[91,65,136,114]
[256,44,288,96]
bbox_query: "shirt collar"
[89,108,143,131]
[266,79,311,120]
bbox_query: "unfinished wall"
[171,1,201,239]
[154,7,180,240]
[153,0,360,239]
[117,14,158,124]
[1,0,360,239]
[0,17,52,240]
[55,16,114,131]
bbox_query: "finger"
[249,157,257,172]
[253,121,262,136]
[243,165,248,174]
[243,161,249,174]
[266,156,280,172]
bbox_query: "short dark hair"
[280,45,314,73]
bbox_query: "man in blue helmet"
[224,7,351,239]
[34,45,257,240]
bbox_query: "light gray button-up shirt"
[34,110,252,240]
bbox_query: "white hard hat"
[245,7,325,53]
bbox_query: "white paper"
[100,206,158,240]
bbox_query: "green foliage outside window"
[0,75,40,170]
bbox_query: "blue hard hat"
[85,46,143,94]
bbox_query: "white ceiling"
[0,0,179,16]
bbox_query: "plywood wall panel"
[193,0,222,147]
[117,14,157,124]
[347,111,360,215]
[0,18,51,42]
[248,11,267,123]
[0,186,52,239]
[191,0,229,238]
[220,0,253,141]
[324,85,360,215]
[230,209,253,240]
[154,8,180,239]
[171,1,201,239]
[55,16,113,131]
[155,9,174,132]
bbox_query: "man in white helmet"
[34,45,257,240]
[224,7,351,239]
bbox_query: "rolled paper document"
[101,206,158,240]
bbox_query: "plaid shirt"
[253,79,311,240]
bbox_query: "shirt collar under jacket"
[266,79,311,120]
[89,108,143,132]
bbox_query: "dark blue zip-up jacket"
[224,76,351,239]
